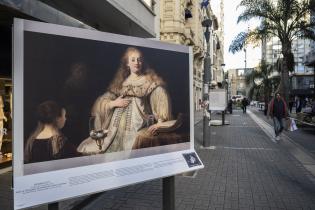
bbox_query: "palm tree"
[229,0,315,104]
[246,60,280,114]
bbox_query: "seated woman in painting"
[77,47,175,155]
[24,101,77,163]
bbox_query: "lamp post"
[202,18,212,147]
[221,64,227,125]
[222,63,227,103]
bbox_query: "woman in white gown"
[77,47,172,155]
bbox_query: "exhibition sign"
[209,89,227,111]
[13,19,203,209]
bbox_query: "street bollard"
[203,110,210,147]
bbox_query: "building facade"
[305,9,315,94]
[209,0,224,85]
[159,0,224,110]
[228,68,253,97]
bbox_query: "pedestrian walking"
[288,97,294,114]
[267,93,288,142]
[227,99,233,114]
[295,96,302,113]
[241,97,248,113]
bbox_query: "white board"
[209,89,227,111]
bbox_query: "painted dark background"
[24,31,190,147]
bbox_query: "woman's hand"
[110,96,130,108]
[148,123,160,135]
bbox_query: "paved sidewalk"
[1,110,315,210]
[77,110,315,209]
[251,107,315,157]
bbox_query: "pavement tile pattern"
[81,110,315,210]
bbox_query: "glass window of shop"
[0,25,12,164]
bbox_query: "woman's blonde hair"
[108,47,148,94]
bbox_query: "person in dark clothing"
[295,96,302,113]
[267,93,288,142]
[227,99,233,114]
[241,97,248,113]
[288,97,294,114]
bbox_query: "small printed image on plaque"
[183,152,201,168]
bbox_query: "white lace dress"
[77,72,172,155]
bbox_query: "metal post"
[244,48,247,72]
[48,202,58,210]
[222,111,225,125]
[163,176,175,210]
[202,23,211,148]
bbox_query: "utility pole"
[202,18,212,147]
[244,48,247,71]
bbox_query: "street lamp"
[244,48,247,71]
[202,18,212,147]
[221,63,228,100]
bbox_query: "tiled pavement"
[251,107,315,157]
[79,110,315,210]
[1,109,315,210]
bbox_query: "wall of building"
[160,0,203,110]
[228,68,253,98]
[160,0,224,110]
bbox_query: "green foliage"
[229,0,314,103]
[229,0,315,54]
[229,32,248,54]
[245,60,280,100]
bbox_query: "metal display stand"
[48,202,58,210]
[222,111,225,125]
[163,176,175,210]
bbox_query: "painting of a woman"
[24,101,77,163]
[77,47,173,154]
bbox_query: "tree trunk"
[263,80,271,116]
[264,87,269,116]
[280,42,293,106]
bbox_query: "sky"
[221,0,262,70]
